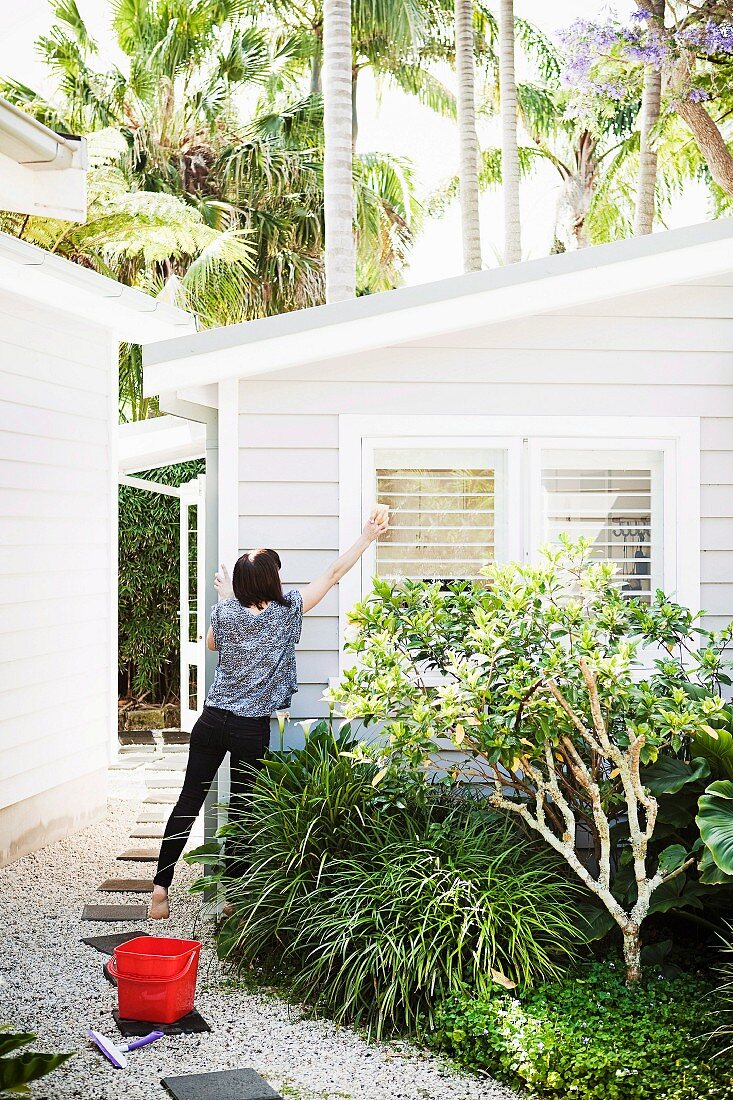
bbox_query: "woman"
[150,506,389,918]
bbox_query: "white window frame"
[338,415,700,673]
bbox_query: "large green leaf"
[657,844,688,876]
[690,722,733,781]
[697,780,733,874]
[641,755,710,796]
[0,1050,73,1091]
[698,844,733,885]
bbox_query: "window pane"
[375,449,502,581]
[541,450,661,601]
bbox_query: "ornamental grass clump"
[202,725,586,1038]
[330,538,733,983]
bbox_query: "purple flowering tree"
[561,1,733,211]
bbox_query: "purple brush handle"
[126,1030,164,1051]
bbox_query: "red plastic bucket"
[108,938,201,1024]
[114,937,201,980]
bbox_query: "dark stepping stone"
[144,793,177,804]
[99,878,154,893]
[118,849,160,862]
[162,729,190,744]
[82,903,148,922]
[119,731,156,745]
[81,930,150,955]
[103,959,116,986]
[130,825,165,839]
[161,1068,280,1100]
[115,1009,211,1037]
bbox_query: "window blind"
[375,448,499,581]
[541,452,659,600]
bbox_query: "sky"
[1,0,709,285]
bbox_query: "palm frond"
[428,146,539,216]
[387,65,456,119]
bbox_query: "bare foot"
[150,886,170,920]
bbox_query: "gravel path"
[0,758,518,1100]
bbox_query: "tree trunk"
[498,0,521,263]
[555,131,597,250]
[323,0,356,302]
[676,98,733,196]
[633,0,664,236]
[454,0,482,272]
[622,924,642,983]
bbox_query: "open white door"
[179,474,206,733]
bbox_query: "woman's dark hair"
[232,548,287,609]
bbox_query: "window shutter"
[375,448,502,581]
[541,450,661,600]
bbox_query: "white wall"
[236,275,733,729]
[0,290,116,864]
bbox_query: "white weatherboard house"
[144,217,733,753]
[0,238,193,865]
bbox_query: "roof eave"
[143,219,733,395]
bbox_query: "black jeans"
[153,705,270,889]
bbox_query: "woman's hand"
[362,505,390,542]
[215,563,234,601]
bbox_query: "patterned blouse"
[205,590,303,718]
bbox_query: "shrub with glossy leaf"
[206,725,587,1037]
[429,961,733,1100]
[0,1028,72,1096]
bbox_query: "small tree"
[331,540,729,982]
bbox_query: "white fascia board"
[0,98,87,221]
[143,218,733,396]
[0,232,196,342]
[0,150,87,222]
[118,415,206,474]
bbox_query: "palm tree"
[2,0,420,316]
[322,0,356,301]
[498,0,521,263]
[428,83,697,251]
[454,0,482,271]
[633,0,665,235]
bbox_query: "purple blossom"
[630,7,653,21]
[676,19,733,55]
[687,86,710,103]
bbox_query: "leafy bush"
[429,961,733,1100]
[0,1028,72,1096]
[118,459,204,701]
[198,724,587,1037]
[330,539,733,979]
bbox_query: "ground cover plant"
[192,724,587,1037]
[330,538,733,981]
[429,959,733,1100]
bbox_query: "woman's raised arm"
[300,507,389,613]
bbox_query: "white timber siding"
[0,290,116,864]
[237,274,733,723]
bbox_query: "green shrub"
[118,459,204,701]
[429,961,733,1100]
[201,725,587,1037]
[0,1028,72,1096]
